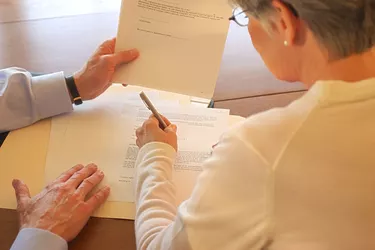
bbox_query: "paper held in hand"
[113,0,232,99]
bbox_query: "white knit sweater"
[134,79,375,250]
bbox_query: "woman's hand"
[136,116,178,151]
[74,38,139,101]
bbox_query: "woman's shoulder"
[223,94,317,164]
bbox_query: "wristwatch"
[65,76,83,106]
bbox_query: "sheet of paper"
[121,105,229,203]
[0,84,243,220]
[0,114,243,220]
[113,0,232,99]
[45,102,229,204]
[45,87,180,202]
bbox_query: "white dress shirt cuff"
[10,228,68,250]
[32,72,73,120]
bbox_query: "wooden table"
[0,209,136,250]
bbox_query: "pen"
[139,91,168,130]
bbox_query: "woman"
[134,0,375,249]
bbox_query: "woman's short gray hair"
[231,0,375,59]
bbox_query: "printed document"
[44,88,229,203]
[113,0,232,99]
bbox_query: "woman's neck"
[301,47,375,87]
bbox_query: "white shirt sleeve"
[10,228,67,250]
[0,68,73,132]
[134,130,272,250]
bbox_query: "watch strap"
[65,76,83,106]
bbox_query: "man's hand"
[74,38,139,101]
[12,164,110,242]
[136,116,178,151]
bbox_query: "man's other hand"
[12,164,110,242]
[74,38,139,101]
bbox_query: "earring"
[284,40,288,46]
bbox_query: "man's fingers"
[12,179,31,208]
[76,169,105,198]
[57,164,85,183]
[86,186,111,212]
[66,164,98,188]
[111,49,139,66]
[94,38,116,56]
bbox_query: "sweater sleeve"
[134,131,272,250]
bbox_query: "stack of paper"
[45,86,229,208]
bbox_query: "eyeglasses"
[229,2,299,27]
[229,8,249,27]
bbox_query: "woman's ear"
[271,0,299,46]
